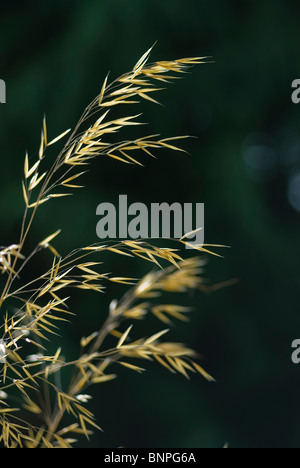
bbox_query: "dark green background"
[1,0,300,448]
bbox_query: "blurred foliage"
[0,0,300,448]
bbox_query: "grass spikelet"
[0,47,221,448]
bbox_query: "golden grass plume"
[0,46,221,448]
